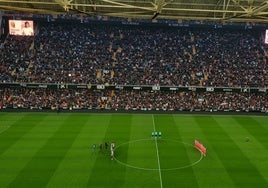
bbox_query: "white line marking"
[0,126,11,134]
[113,138,203,171]
[152,115,163,188]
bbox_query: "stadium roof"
[0,0,268,23]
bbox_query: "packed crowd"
[0,22,267,87]
[1,88,267,112]
[1,22,267,112]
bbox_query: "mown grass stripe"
[123,115,161,187]
[195,116,268,188]
[0,114,47,156]
[0,113,23,124]
[0,114,66,188]
[86,114,132,188]
[46,114,112,188]
[173,115,236,188]
[7,114,88,188]
[214,116,268,183]
[253,116,268,131]
[154,115,199,188]
[233,116,268,150]
[152,115,163,188]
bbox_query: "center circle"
[114,138,203,171]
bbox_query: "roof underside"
[0,0,268,23]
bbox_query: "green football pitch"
[0,112,267,188]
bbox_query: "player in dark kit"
[99,143,103,151]
[105,141,109,150]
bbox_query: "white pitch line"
[0,126,11,134]
[152,115,163,188]
[114,138,204,171]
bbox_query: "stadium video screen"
[265,29,268,44]
[9,20,34,36]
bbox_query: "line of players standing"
[92,141,115,160]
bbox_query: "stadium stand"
[1,88,267,112]
[0,18,267,112]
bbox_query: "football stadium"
[0,0,268,187]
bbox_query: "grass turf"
[0,113,267,188]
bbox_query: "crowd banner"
[0,83,266,93]
[195,140,207,156]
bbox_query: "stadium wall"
[0,108,267,116]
